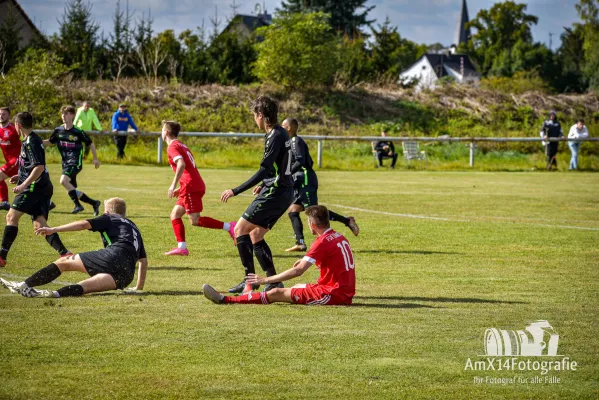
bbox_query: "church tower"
[454,0,471,47]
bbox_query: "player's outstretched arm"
[89,143,100,168]
[35,220,92,236]
[247,259,312,285]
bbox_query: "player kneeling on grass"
[203,205,355,306]
[0,197,147,298]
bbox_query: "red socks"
[172,218,186,242]
[198,217,224,230]
[225,291,270,304]
[0,181,8,202]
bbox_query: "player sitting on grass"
[43,105,101,215]
[0,112,72,267]
[0,197,147,298]
[162,120,236,256]
[203,205,355,306]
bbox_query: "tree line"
[0,0,597,93]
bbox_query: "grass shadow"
[356,250,462,255]
[355,296,526,304]
[351,302,438,309]
[92,290,203,297]
[150,266,223,271]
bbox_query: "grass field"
[0,164,598,399]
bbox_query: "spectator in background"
[374,130,399,169]
[567,119,589,171]
[111,104,138,159]
[540,111,563,171]
[74,101,103,132]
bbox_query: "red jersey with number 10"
[0,123,21,164]
[304,228,356,301]
[167,140,206,195]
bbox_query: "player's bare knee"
[189,214,200,226]
[6,210,18,225]
[249,229,264,242]
[59,175,70,186]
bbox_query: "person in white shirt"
[567,119,589,170]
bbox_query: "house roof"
[0,0,45,42]
[224,14,271,34]
[423,53,478,78]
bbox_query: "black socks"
[0,225,18,259]
[45,233,69,256]
[68,189,82,207]
[57,284,84,297]
[329,211,350,226]
[253,240,277,277]
[236,234,255,275]
[79,192,96,205]
[25,263,61,287]
[288,212,304,245]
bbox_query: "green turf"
[1,165,598,399]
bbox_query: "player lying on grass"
[281,118,359,252]
[203,205,356,306]
[162,120,236,256]
[43,105,102,215]
[0,112,72,267]
[0,197,147,298]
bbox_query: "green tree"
[207,30,256,85]
[465,1,538,76]
[0,3,23,75]
[336,35,372,86]
[279,0,374,37]
[53,0,100,79]
[0,49,71,126]
[109,0,133,81]
[370,17,425,81]
[179,27,209,83]
[556,25,586,92]
[254,12,338,88]
[576,0,599,89]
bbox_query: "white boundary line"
[323,203,599,232]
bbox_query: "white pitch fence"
[36,130,599,168]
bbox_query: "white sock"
[223,222,230,231]
[177,242,187,249]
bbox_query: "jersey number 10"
[337,240,355,271]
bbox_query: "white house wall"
[399,57,439,90]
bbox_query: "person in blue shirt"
[111,104,138,159]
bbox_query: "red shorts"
[0,161,18,177]
[290,284,352,306]
[176,191,204,214]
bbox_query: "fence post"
[469,141,475,167]
[317,140,323,168]
[157,137,163,164]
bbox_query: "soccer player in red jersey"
[203,205,356,306]
[0,107,21,210]
[162,121,236,255]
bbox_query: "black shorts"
[62,166,82,188]
[11,185,53,221]
[242,185,294,230]
[293,185,318,209]
[79,245,136,289]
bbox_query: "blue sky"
[21,0,580,49]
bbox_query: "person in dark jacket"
[374,131,399,168]
[111,104,138,159]
[540,111,563,171]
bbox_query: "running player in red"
[0,107,21,211]
[162,121,236,255]
[203,205,356,306]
